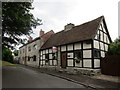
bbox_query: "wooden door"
[61,52,67,68]
[25,56,27,65]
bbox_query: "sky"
[30,0,119,41]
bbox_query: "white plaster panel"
[43,50,45,54]
[40,51,42,55]
[53,60,57,65]
[46,49,48,54]
[99,24,102,30]
[49,54,53,59]
[83,50,91,58]
[104,34,107,43]
[74,43,81,50]
[101,21,106,33]
[94,40,99,49]
[83,43,91,49]
[95,34,97,39]
[43,55,45,59]
[100,31,103,41]
[105,44,108,51]
[107,37,110,44]
[67,53,73,58]
[43,61,45,65]
[101,51,105,57]
[75,61,82,67]
[61,46,66,51]
[94,59,100,68]
[67,59,73,66]
[100,42,104,50]
[49,49,52,53]
[50,60,52,65]
[67,44,73,51]
[40,61,42,65]
[83,59,91,67]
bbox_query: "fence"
[101,55,120,76]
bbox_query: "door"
[61,52,67,68]
[25,56,27,65]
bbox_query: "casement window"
[45,54,49,63]
[28,56,30,61]
[74,51,82,63]
[33,55,36,61]
[28,46,31,51]
[52,53,57,60]
[74,51,82,59]
[33,44,37,50]
[94,50,100,58]
[45,54,49,60]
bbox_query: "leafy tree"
[107,38,120,55]
[13,50,18,56]
[2,2,42,49]
[2,46,14,63]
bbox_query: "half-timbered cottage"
[39,16,112,70]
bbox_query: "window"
[74,51,82,63]
[52,53,57,60]
[33,44,37,50]
[74,51,82,59]
[28,46,31,51]
[45,54,49,62]
[94,50,100,58]
[33,55,36,61]
[45,54,49,60]
[28,56,30,61]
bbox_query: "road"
[2,65,88,88]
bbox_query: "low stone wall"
[39,66,101,76]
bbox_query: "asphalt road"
[2,65,87,88]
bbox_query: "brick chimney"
[40,29,44,36]
[64,23,74,31]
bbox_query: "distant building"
[18,30,54,67]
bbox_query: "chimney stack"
[64,23,74,31]
[40,29,44,36]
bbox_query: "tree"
[13,50,18,56]
[2,2,42,49]
[107,38,120,55]
[2,46,14,63]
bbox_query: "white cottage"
[39,16,112,70]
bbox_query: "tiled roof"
[19,30,54,49]
[41,16,104,49]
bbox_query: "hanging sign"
[52,46,57,53]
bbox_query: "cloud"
[30,0,119,41]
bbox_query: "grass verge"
[0,60,18,66]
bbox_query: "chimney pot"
[40,29,45,36]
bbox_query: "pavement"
[21,65,120,89]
